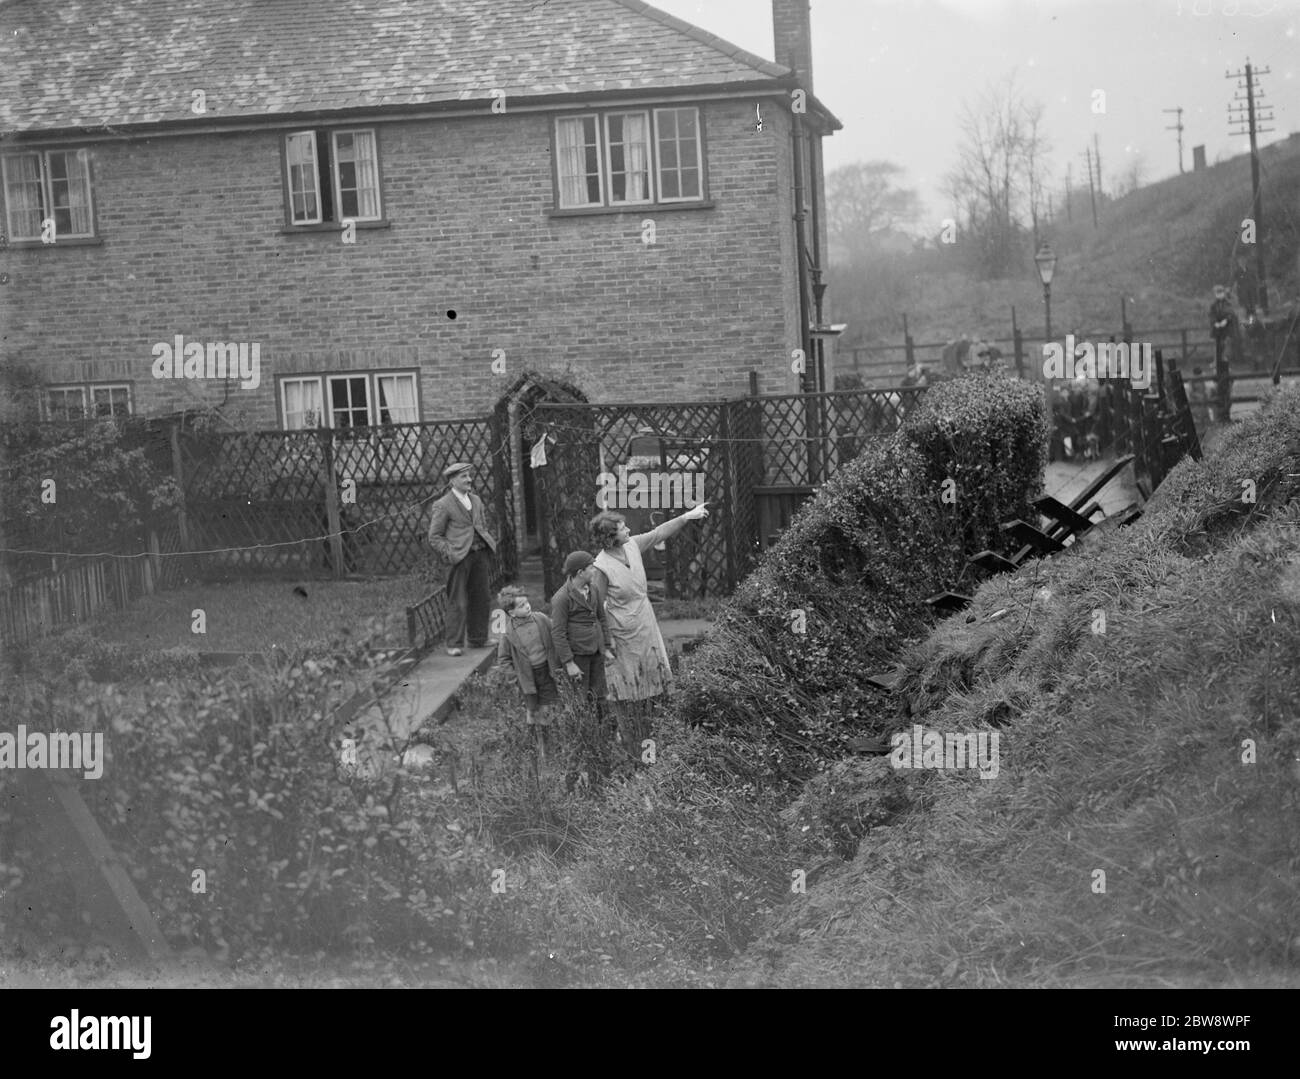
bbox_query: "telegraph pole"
[1163,106,1185,174]
[1227,59,1274,314]
[1093,133,1103,198]
[1064,163,1073,224]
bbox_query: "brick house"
[1,0,840,554]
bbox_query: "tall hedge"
[673,372,1048,786]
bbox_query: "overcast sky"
[652,0,1299,224]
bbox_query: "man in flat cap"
[427,462,498,656]
[1209,284,1237,423]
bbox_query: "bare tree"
[1110,154,1146,198]
[827,161,921,264]
[1023,102,1049,247]
[944,72,1050,278]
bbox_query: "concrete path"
[338,557,715,778]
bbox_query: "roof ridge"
[606,0,791,81]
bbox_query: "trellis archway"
[493,372,589,574]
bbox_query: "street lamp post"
[1035,243,1058,342]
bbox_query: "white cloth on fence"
[530,434,553,469]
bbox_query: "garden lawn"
[85,575,427,653]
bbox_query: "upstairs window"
[2,149,96,241]
[283,129,382,226]
[554,106,705,210]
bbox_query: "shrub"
[674,373,1046,786]
[0,646,518,961]
[0,418,181,578]
[902,371,1049,557]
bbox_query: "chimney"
[772,0,813,94]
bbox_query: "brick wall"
[1,98,805,426]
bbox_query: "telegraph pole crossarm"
[1226,59,1273,315]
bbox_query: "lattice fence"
[530,388,930,597]
[532,401,758,600]
[178,418,515,580]
[755,389,926,485]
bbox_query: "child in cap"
[550,551,613,730]
[495,585,562,761]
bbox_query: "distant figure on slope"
[901,361,929,388]
[1209,285,1237,422]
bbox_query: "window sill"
[6,236,104,249]
[279,219,392,235]
[546,201,715,219]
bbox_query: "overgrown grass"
[720,387,1300,988]
[0,639,516,964]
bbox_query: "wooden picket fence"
[1,525,183,648]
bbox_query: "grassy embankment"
[727,389,1300,987]
[457,387,1300,987]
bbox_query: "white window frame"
[554,106,704,210]
[326,374,371,430]
[603,111,653,207]
[43,382,132,420]
[277,371,421,481]
[284,128,383,226]
[2,148,96,241]
[44,385,87,420]
[90,383,133,418]
[555,115,605,210]
[329,130,382,223]
[652,107,704,204]
[285,132,324,225]
[280,376,324,429]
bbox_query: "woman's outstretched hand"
[683,502,709,521]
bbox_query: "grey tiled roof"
[0,0,793,134]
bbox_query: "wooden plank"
[1002,519,1066,554]
[1065,453,1136,514]
[27,771,172,962]
[924,590,972,612]
[1033,495,1097,537]
[969,548,1029,575]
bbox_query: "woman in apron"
[590,502,709,753]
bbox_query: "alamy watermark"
[50,1010,151,1059]
[0,725,104,779]
[890,725,1000,780]
[596,467,704,510]
[1042,335,1152,390]
[151,334,261,389]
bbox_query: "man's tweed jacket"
[426,489,498,564]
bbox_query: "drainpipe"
[791,102,822,481]
[791,105,812,392]
[809,133,828,394]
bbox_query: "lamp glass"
[1035,245,1057,286]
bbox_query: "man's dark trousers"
[446,546,492,648]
